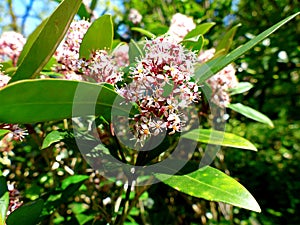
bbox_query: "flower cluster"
[0,123,28,142]
[168,13,196,42]
[79,50,124,84]
[54,20,91,77]
[0,31,26,65]
[198,48,238,107]
[6,182,23,216]
[0,72,11,89]
[128,8,142,25]
[117,37,199,144]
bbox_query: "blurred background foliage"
[0,0,299,224]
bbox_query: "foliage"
[0,0,299,224]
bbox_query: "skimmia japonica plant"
[0,0,298,224]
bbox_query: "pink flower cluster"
[6,182,23,216]
[54,20,91,78]
[118,37,199,144]
[79,50,124,84]
[198,48,238,107]
[0,31,26,66]
[168,13,196,42]
[128,8,142,24]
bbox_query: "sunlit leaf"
[131,27,156,38]
[79,15,113,59]
[10,0,82,83]
[228,103,274,127]
[129,40,144,64]
[155,166,261,212]
[0,79,129,124]
[41,130,72,149]
[182,129,257,151]
[0,176,9,225]
[61,175,89,190]
[184,22,216,39]
[228,82,253,95]
[195,12,299,83]
[215,23,241,55]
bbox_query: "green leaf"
[181,35,204,52]
[131,27,156,38]
[184,22,216,39]
[129,40,144,64]
[215,23,241,55]
[155,166,261,212]
[182,129,257,151]
[10,0,82,83]
[228,103,274,127]
[6,199,44,225]
[0,129,9,139]
[0,79,128,124]
[228,82,253,95]
[195,12,300,83]
[0,176,9,225]
[61,175,89,190]
[17,19,48,66]
[79,15,114,59]
[41,130,71,149]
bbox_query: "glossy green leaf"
[129,40,144,64]
[10,0,82,83]
[181,35,204,52]
[228,82,253,95]
[215,23,241,55]
[228,103,274,127]
[0,79,129,124]
[131,27,156,38]
[184,22,216,39]
[0,176,9,225]
[6,199,44,225]
[0,129,9,139]
[61,175,89,190]
[79,15,113,59]
[182,129,257,151]
[195,12,299,83]
[17,19,48,66]
[155,166,261,212]
[41,130,71,149]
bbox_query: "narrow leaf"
[195,12,299,83]
[228,82,253,95]
[0,79,129,124]
[61,175,89,190]
[0,176,9,225]
[181,35,204,52]
[129,40,144,64]
[155,166,261,212]
[6,199,44,225]
[0,129,9,138]
[228,103,274,127]
[215,23,241,55]
[131,27,156,38]
[182,129,257,151]
[10,0,82,83]
[41,130,71,149]
[17,19,48,66]
[79,15,113,58]
[184,22,216,39]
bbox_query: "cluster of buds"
[6,182,23,216]
[54,20,91,78]
[0,123,28,142]
[78,50,124,84]
[117,37,199,145]
[128,8,143,25]
[198,48,238,108]
[0,31,26,66]
[168,13,196,42]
